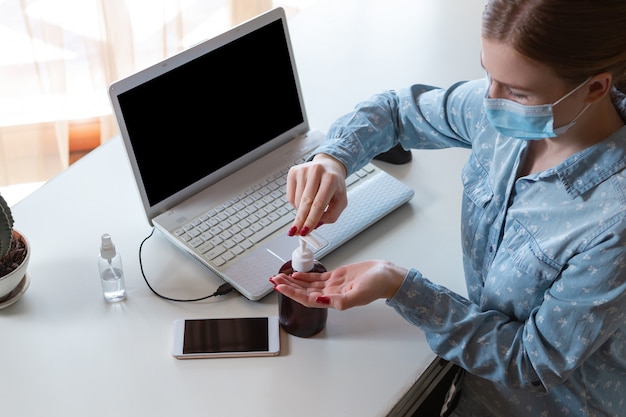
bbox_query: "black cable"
[138,227,234,302]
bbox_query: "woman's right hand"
[286,153,348,236]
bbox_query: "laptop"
[108,7,415,301]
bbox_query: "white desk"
[1,1,483,416]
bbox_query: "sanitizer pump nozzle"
[292,236,315,272]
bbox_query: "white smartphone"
[171,316,280,359]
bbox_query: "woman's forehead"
[481,38,560,91]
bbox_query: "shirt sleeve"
[387,226,626,393]
[312,80,482,176]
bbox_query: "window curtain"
[0,0,272,187]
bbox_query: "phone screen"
[172,316,280,358]
[184,317,269,354]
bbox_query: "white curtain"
[0,0,273,187]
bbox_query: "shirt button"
[532,380,541,387]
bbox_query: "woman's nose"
[487,80,504,99]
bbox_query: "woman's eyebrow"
[480,59,532,92]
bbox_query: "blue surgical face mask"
[483,77,591,140]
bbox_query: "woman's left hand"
[269,260,408,310]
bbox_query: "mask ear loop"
[553,103,591,134]
[552,77,592,106]
[552,78,592,134]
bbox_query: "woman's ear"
[586,73,613,103]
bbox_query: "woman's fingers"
[270,261,407,311]
[286,157,348,236]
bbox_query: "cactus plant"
[0,193,29,306]
[0,193,27,278]
[0,193,15,259]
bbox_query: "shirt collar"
[556,125,626,198]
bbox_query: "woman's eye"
[506,87,528,101]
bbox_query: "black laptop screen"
[117,18,304,206]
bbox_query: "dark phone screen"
[183,317,269,353]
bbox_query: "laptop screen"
[115,17,304,207]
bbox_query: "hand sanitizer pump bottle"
[278,235,327,337]
[98,234,127,302]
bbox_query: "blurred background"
[0,0,313,205]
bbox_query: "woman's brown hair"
[482,0,626,91]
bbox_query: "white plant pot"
[0,230,30,307]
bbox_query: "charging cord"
[138,227,234,301]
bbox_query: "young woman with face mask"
[270,1,626,415]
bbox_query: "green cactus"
[0,193,15,259]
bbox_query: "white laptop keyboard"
[174,162,401,269]
[175,164,298,267]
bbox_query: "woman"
[270,1,626,416]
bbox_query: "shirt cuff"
[385,268,439,326]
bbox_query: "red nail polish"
[316,296,331,305]
[299,226,310,236]
[288,226,297,236]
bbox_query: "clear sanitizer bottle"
[278,235,327,337]
[98,233,127,302]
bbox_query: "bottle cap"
[100,234,116,260]
[291,236,314,272]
